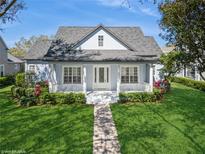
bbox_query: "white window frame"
[98,35,104,47]
[62,65,82,85]
[0,64,5,77]
[120,65,140,84]
[28,64,36,72]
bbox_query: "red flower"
[35,84,41,96]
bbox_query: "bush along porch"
[118,79,171,103]
[11,73,86,107]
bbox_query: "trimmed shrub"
[53,93,86,104]
[19,96,36,107]
[0,75,15,86]
[39,92,55,104]
[118,91,162,103]
[169,77,205,91]
[16,73,26,87]
[25,88,35,97]
[11,86,26,98]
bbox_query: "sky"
[0,0,167,47]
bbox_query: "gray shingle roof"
[25,39,52,60]
[8,53,24,63]
[25,25,162,62]
[44,50,158,62]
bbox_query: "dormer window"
[98,35,103,46]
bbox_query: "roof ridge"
[58,26,141,28]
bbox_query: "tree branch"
[0,0,17,17]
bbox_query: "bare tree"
[0,0,25,26]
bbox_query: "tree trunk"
[199,72,205,81]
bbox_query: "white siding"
[76,29,128,50]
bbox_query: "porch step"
[86,91,118,104]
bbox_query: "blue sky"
[0,0,166,47]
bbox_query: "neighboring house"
[154,46,205,81]
[25,25,162,94]
[0,36,24,77]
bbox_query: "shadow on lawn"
[0,89,93,153]
[112,84,205,153]
[142,85,205,153]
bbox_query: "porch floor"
[86,91,118,104]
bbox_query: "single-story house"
[0,36,24,77]
[25,25,162,95]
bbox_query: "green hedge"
[169,77,205,91]
[118,91,162,103]
[15,73,26,87]
[11,86,86,106]
[0,75,15,86]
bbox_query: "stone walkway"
[86,91,118,104]
[93,103,121,154]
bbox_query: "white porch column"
[48,64,57,93]
[149,64,154,92]
[83,65,86,94]
[117,64,120,95]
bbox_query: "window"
[14,64,18,70]
[63,67,81,84]
[0,64,4,77]
[28,65,35,72]
[98,35,103,46]
[121,67,138,83]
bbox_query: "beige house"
[0,36,24,77]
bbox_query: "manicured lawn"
[0,86,93,154]
[111,83,205,154]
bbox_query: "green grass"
[111,83,205,154]
[0,86,93,154]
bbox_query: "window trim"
[62,65,82,85]
[120,65,140,84]
[28,64,36,72]
[98,35,104,47]
[0,64,5,77]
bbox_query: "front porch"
[48,63,154,95]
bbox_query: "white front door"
[93,65,110,90]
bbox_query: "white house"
[155,46,205,81]
[24,25,162,102]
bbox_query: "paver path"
[93,104,121,154]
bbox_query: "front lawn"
[0,86,93,154]
[111,83,205,153]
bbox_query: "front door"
[93,66,110,90]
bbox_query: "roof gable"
[74,25,134,50]
[74,25,131,50]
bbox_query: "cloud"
[137,6,159,17]
[96,0,160,17]
[96,0,127,7]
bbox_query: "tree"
[0,0,25,28]
[9,35,50,58]
[159,0,205,80]
[160,50,184,78]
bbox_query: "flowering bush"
[34,84,41,97]
[154,79,170,94]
